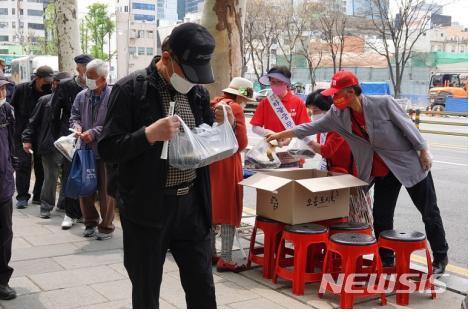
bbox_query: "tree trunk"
[56,0,81,73]
[201,0,246,98]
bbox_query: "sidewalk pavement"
[0,203,466,309]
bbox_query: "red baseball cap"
[321,71,359,96]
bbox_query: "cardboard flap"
[239,173,291,192]
[296,174,368,193]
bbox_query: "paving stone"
[214,281,261,305]
[72,234,124,253]
[28,265,124,291]
[0,286,107,309]
[279,284,340,309]
[82,299,132,309]
[9,276,41,296]
[13,224,52,236]
[11,237,32,250]
[240,267,291,289]
[159,274,187,308]
[11,258,64,278]
[108,263,128,278]
[53,249,123,269]
[160,299,177,308]
[163,254,180,273]
[227,297,284,309]
[21,231,87,246]
[11,243,78,262]
[91,279,132,301]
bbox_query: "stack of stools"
[321,233,387,308]
[378,230,436,305]
[247,216,286,279]
[272,223,328,295]
[315,217,349,228]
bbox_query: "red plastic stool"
[320,233,387,309]
[378,230,436,306]
[272,223,328,295]
[329,222,372,236]
[247,216,286,279]
[315,217,348,228]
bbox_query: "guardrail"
[407,109,468,137]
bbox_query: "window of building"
[132,3,155,11]
[11,8,15,15]
[137,30,144,38]
[148,30,154,38]
[28,23,44,30]
[134,14,155,21]
[147,47,153,55]
[0,8,8,15]
[0,35,9,42]
[124,5,128,12]
[138,47,145,55]
[27,9,43,17]
[0,22,8,28]
[128,47,136,55]
[12,21,15,28]
[19,9,23,15]
[19,22,24,29]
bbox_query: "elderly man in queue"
[70,59,115,241]
[267,71,449,275]
[98,23,237,308]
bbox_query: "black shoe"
[432,256,448,276]
[32,199,41,205]
[0,284,16,300]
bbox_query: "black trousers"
[0,199,13,285]
[57,158,82,219]
[373,171,449,262]
[121,191,217,309]
[15,140,44,202]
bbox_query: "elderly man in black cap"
[10,65,53,209]
[98,23,234,309]
[50,54,93,229]
[0,76,17,300]
[22,72,72,219]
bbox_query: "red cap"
[321,71,359,96]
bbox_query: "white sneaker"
[61,216,74,230]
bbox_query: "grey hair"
[86,59,109,78]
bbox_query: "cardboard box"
[240,168,368,225]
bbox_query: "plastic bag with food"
[244,139,281,169]
[286,137,316,160]
[54,134,80,162]
[169,105,238,169]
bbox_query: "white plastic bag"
[245,139,281,169]
[169,105,238,169]
[54,134,80,161]
[286,138,316,160]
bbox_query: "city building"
[0,0,50,55]
[115,0,158,78]
[185,0,204,14]
[413,25,468,54]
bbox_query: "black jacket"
[98,57,214,228]
[50,77,84,139]
[21,94,55,155]
[10,79,51,140]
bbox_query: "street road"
[242,115,468,268]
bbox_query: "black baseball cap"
[35,66,54,81]
[168,23,215,84]
[74,54,94,64]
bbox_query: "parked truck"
[427,64,468,112]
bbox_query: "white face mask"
[169,59,195,94]
[0,98,5,106]
[86,77,97,90]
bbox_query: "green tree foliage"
[84,3,115,60]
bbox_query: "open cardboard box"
[240,168,368,225]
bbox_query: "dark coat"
[10,79,51,141]
[50,77,84,139]
[21,94,56,155]
[0,102,16,202]
[98,57,214,228]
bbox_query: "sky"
[76,0,469,27]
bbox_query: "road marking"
[430,143,468,150]
[411,254,468,277]
[433,160,468,167]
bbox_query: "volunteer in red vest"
[210,77,251,272]
[250,66,310,143]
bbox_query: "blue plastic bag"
[64,148,97,199]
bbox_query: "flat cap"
[53,71,72,81]
[74,54,94,64]
[35,65,54,79]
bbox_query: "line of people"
[0,55,117,300]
